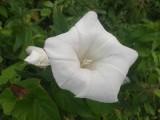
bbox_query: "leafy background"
[0,0,160,120]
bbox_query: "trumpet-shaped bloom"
[25,11,138,103]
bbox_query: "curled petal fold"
[24,46,50,68]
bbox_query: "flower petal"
[25,46,50,68]
[44,11,138,103]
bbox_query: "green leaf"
[53,88,93,118]
[39,67,54,82]
[40,8,51,17]
[86,99,117,116]
[16,67,54,82]
[0,6,8,18]
[148,73,158,84]
[108,7,116,22]
[139,32,160,42]
[16,70,40,80]
[19,51,28,60]
[0,62,25,85]
[151,51,159,65]
[14,32,25,52]
[53,5,68,34]
[152,40,160,50]
[128,27,148,40]
[155,67,160,76]
[0,56,3,63]
[24,27,34,48]
[10,79,61,120]
[137,60,147,72]
[0,88,17,115]
[154,89,160,97]
[144,103,155,115]
[138,48,150,57]
[43,1,54,8]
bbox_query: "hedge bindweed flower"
[25,11,138,103]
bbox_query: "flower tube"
[25,11,138,103]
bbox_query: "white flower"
[24,46,49,68]
[25,11,138,103]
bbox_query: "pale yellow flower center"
[80,58,93,68]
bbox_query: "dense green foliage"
[0,0,160,120]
